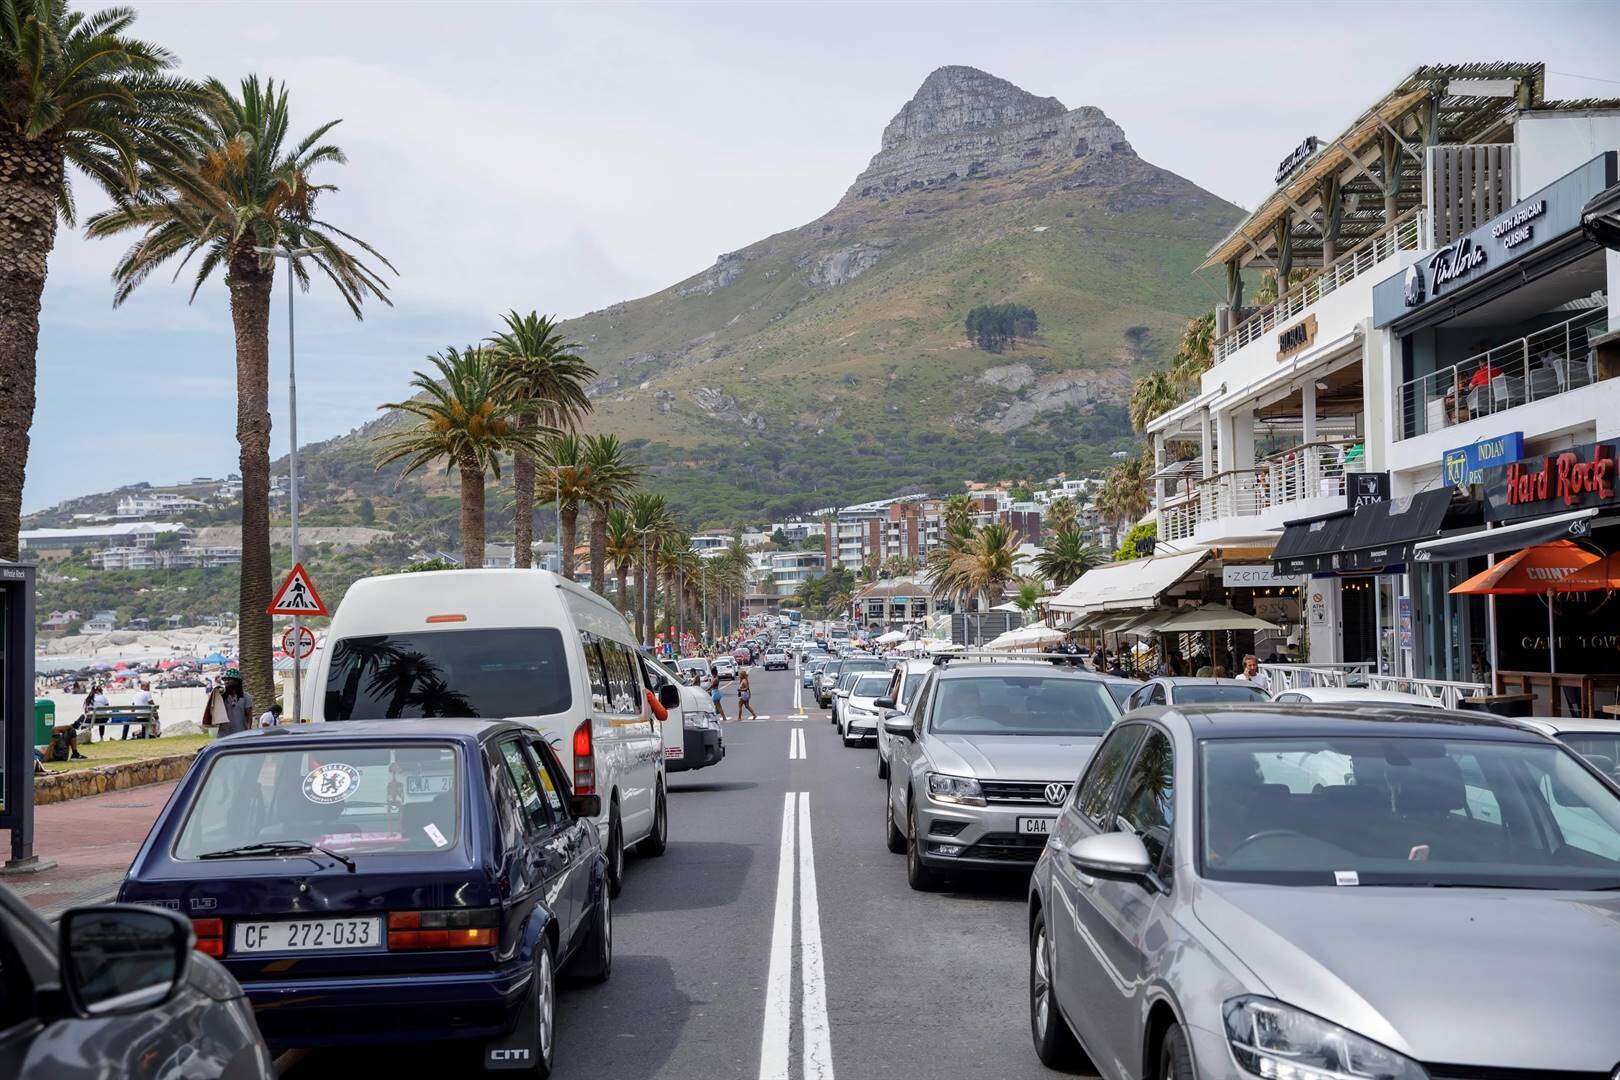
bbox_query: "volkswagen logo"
[1044,783,1070,806]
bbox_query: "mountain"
[35,66,1244,539]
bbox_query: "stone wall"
[34,753,197,805]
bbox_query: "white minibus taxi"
[308,568,671,895]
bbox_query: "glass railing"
[1397,309,1611,440]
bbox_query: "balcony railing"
[1215,210,1426,362]
[1397,309,1611,440]
[1157,440,1364,541]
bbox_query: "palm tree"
[1013,582,1043,618]
[536,433,590,579]
[941,493,975,533]
[1129,369,1183,433]
[1168,311,1216,386]
[581,434,640,595]
[486,311,594,568]
[1,1,203,559]
[1096,453,1152,540]
[1033,528,1104,589]
[86,74,392,706]
[948,522,1023,612]
[1044,496,1079,535]
[604,507,638,612]
[373,346,550,569]
[626,491,673,644]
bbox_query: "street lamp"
[255,245,315,726]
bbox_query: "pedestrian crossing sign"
[268,563,328,617]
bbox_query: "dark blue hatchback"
[118,719,609,1075]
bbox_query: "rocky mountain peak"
[847,65,1136,202]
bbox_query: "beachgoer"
[736,670,759,720]
[258,703,284,728]
[201,668,254,738]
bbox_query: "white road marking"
[759,792,796,1080]
[797,792,834,1080]
[787,727,806,759]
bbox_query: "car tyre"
[639,783,668,857]
[1030,908,1086,1069]
[905,801,940,890]
[568,887,612,985]
[1159,1022,1195,1080]
[606,804,626,898]
[884,780,906,854]
[517,944,557,1077]
[842,726,859,748]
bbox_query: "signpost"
[269,564,326,724]
[281,625,317,661]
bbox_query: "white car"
[762,650,790,671]
[1510,715,1620,785]
[712,656,738,681]
[643,656,725,772]
[839,671,896,747]
[875,658,935,780]
[309,568,668,897]
[676,657,710,685]
[1270,686,1447,708]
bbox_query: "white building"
[115,492,206,518]
[19,521,191,559]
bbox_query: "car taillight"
[573,719,595,795]
[388,908,499,950]
[191,917,224,957]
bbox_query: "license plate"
[232,917,382,954]
[1016,817,1054,836]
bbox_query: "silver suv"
[883,656,1121,889]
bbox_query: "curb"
[34,754,197,806]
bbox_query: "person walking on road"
[201,668,255,738]
[736,669,759,720]
[704,664,728,722]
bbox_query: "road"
[283,662,1079,1078]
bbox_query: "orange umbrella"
[1449,541,1602,595]
[1555,552,1620,592]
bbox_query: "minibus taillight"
[191,917,224,957]
[573,719,595,795]
[388,908,498,950]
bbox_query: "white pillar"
[1152,433,1167,513]
[1199,409,1214,480]
[1301,377,1317,446]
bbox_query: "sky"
[24,0,1620,511]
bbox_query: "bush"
[1115,521,1156,561]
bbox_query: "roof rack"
[932,651,1090,668]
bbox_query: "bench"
[81,704,161,740]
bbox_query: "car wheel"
[519,944,557,1076]
[606,804,626,898]
[1030,909,1085,1068]
[842,726,858,748]
[884,779,906,854]
[639,783,668,857]
[569,886,612,984]
[1159,1022,1196,1080]
[905,801,940,891]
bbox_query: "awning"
[1153,604,1281,633]
[1046,550,1209,614]
[1413,508,1599,563]
[1583,181,1620,249]
[1272,489,1464,576]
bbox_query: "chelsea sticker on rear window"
[303,763,361,804]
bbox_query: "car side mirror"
[874,697,896,710]
[657,684,682,709]
[882,715,914,739]
[570,793,602,819]
[59,905,191,1018]
[1067,831,1152,878]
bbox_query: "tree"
[581,434,640,596]
[626,491,674,644]
[2,0,203,560]
[604,507,638,612]
[536,433,589,579]
[1044,496,1079,535]
[486,310,594,568]
[1128,369,1182,433]
[372,346,549,569]
[964,303,1038,352]
[1096,453,1151,539]
[943,522,1022,610]
[1033,528,1104,589]
[87,75,393,708]
[1115,520,1157,561]
[1168,311,1216,387]
[941,493,975,533]
[356,497,375,525]
[1014,581,1042,613]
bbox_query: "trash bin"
[33,699,55,747]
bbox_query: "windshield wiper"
[198,840,356,873]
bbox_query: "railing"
[1162,441,1364,539]
[1365,674,1490,709]
[1215,210,1426,361]
[1398,309,1610,440]
[1262,663,1376,691]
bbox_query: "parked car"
[830,659,891,728]
[803,656,830,689]
[1271,685,1446,708]
[117,720,611,1072]
[643,656,725,773]
[813,658,844,707]
[762,650,790,671]
[838,671,895,747]
[875,658,935,780]
[1122,676,1271,710]
[1511,715,1620,785]
[0,885,273,1079]
[308,568,669,897]
[1096,675,1142,711]
[712,656,738,681]
[676,657,711,685]
[1028,703,1620,1078]
[884,658,1122,889]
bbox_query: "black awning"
[1584,182,1620,250]
[1272,489,1466,576]
[1412,509,1599,563]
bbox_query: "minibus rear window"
[324,628,571,720]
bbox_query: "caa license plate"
[233,917,381,954]
[1016,817,1054,836]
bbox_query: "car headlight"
[926,772,986,807]
[846,706,874,720]
[684,711,719,731]
[1223,997,1427,1080]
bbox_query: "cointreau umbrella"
[1450,541,1610,673]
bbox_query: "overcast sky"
[24,0,1620,510]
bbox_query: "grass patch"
[42,733,211,774]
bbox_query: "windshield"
[931,675,1118,737]
[852,674,890,697]
[175,744,461,859]
[1175,683,1270,704]
[324,629,570,720]
[1201,737,1620,889]
[1560,732,1620,785]
[1105,682,1138,708]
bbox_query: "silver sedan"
[1028,703,1620,1078]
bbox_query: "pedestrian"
[708,666,728,722]
[258,703,284,728]
[736,669,759,720]
[201,668,255,738]
[1236,653,1271,692]
[131,680,155,740]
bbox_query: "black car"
[117,719,610,1075]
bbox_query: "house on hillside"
[84,610,117,633]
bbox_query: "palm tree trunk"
[511,414,536,568]
[0,135,64,562]
[615,562,629,613]
[457,454,486,568]
[560,504,578,579]
[225,253,276,707]
[588,507,607,594]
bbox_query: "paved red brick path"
[4,780,176,919]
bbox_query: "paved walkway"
[4,780,175,919]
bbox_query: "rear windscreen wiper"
[198,840,356,873]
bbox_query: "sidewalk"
[4,780,175,920]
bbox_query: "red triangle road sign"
[268,562,328,617]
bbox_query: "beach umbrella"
[1451,541,1612,674]
[203,652,228,664]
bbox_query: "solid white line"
[759,792,796,1080]
[797,792,834,1080]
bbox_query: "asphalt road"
[283,662,1082,1079]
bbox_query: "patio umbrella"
[1153,605,1280,633]
[1450,541,1612,673]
